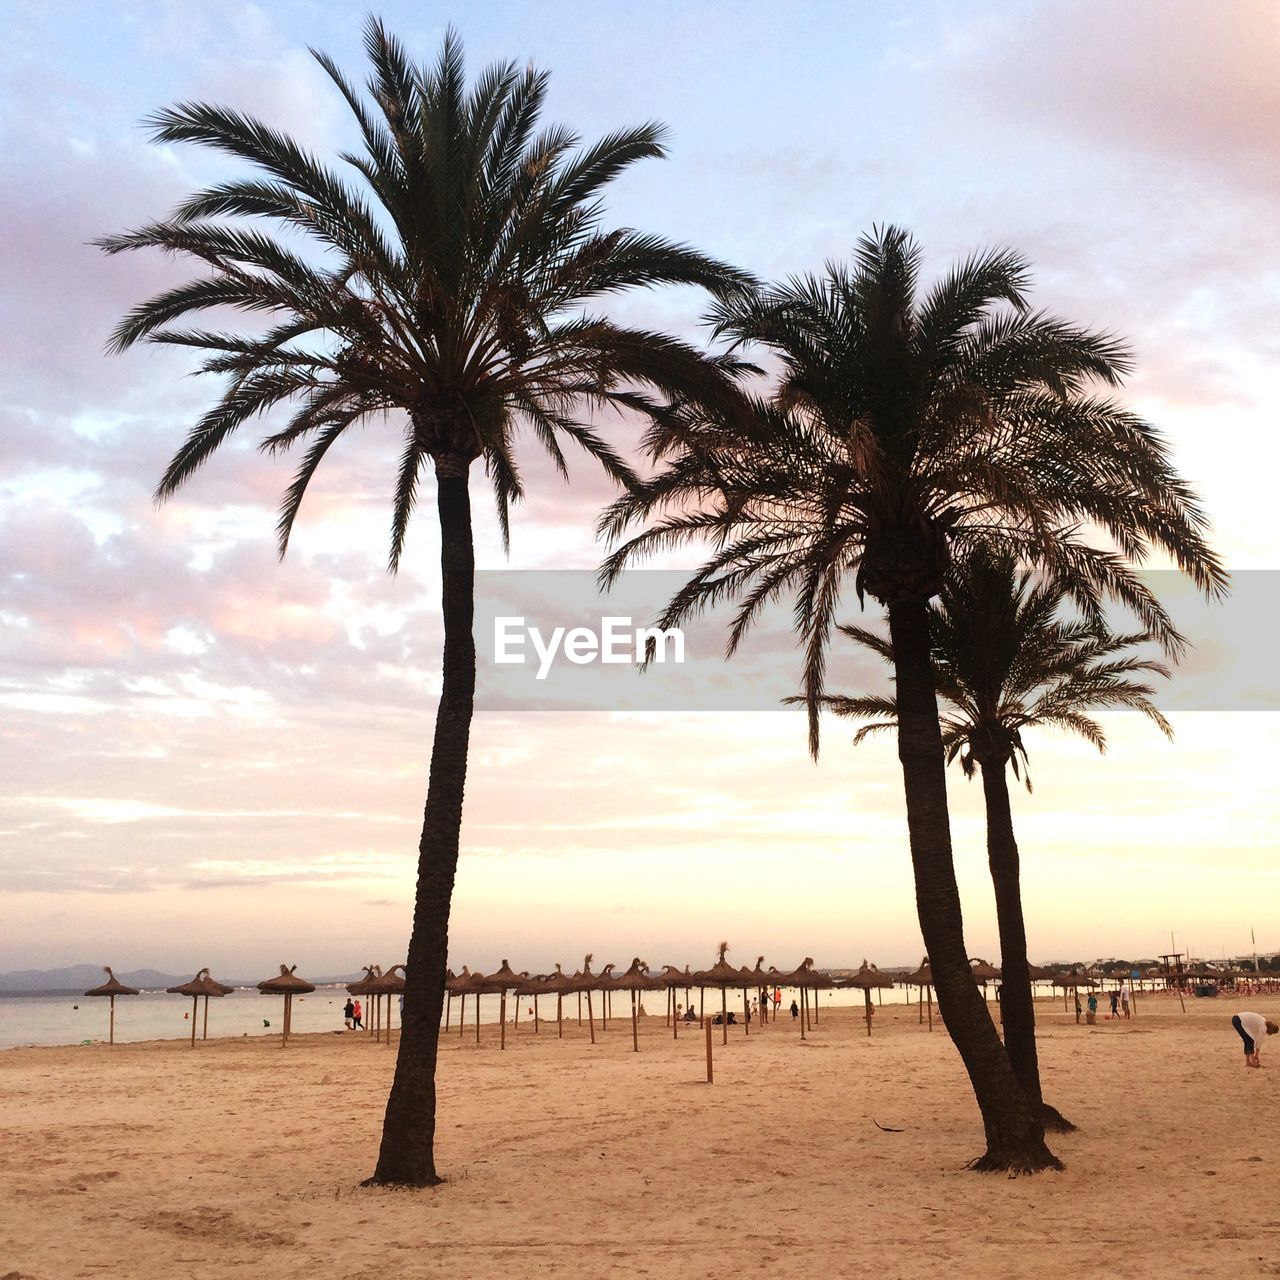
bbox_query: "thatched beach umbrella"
[612,958,663,1052]
[538,964,576,1039]
[475,960,524,1050]
[742,958,773,1025]
[369,964,405,1045]
[256,964,316,1047]
[779,958,818,1038]
[902,958,935,1030]
[346,965,378,1034]
[969,957,1001,1004]
[659,964,694,1037]
[442,968,456,1030]
[733,956,769,1034]
[571,955,607,1045]
[84,966,140,1045]
[447,966,479,1038]
[1053,971,1097,1018]
[596,962,618,1030]
[838,960,894,1037]
[166,968,233,1046]
[693,942,745,1045]
[514,970,544,1034]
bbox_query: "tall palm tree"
[98,19,748,1187]
[601,227,1225,1171]
[831,544,1174,1133]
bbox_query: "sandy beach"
[1,992,1277,1280]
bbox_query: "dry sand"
[1,991,1278,1280]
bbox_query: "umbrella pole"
[203,994,209,1041]
[673,989,678,1040]
[743,988,749,1036]
[557,993,563,1039]
[109,994,115,1046]
[927,985,933,1032]
[445,992,451,1032]
[459,992,465,1038]
[865,988,873,1037]
[190,996,197,1047]
[699,986,705,1027]
[577,991,582,1025]
[800,987,806,1042]
[500,990,507,1050]
[533,993,539,1034]
[475,990,481,1044]
[387,994,394,1047]
[587,990,595,1045]
[721,988,728,1045]
[631,989,638,1053]
[513,993,519,1034]
[282,994,289,1047]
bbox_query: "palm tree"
[600,227,1225,1171]
[98,19,748,1187]
[831,544,1173,1133]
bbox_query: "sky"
[2,1,1278,978]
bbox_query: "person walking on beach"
[790,999,799,1020]
[352,999,363,1030]
[1109,989,1120,1018]
[343,997,355,1029]
[1086,992,1098,1025]
[1231,1012,1279,1068]
[1074,992,1082,1024]
[1120,984,1131,1019]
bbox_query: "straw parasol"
[537,964,576,1039]
[346,965,378,1034]
[447,965,479,1038]
[659,964,694,1038]
[969,957,1001,1000]
[166,968,233,1047]
[474,960,524,1050]
[84,966,139,1045]
[776,958,820,1038]
[514,970,544,1034]
[694,942,743,1045]
[902,958,935,1030]
[596,962,618,1030]
[368,964,405,1045]
[838,960,894,1037]
[611,958,663,1052]
[733,956,770,1034]
[573,955,601,1045]
[255,964,315,1047]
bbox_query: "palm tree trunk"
[980,760,1076,1134]
[369,465,475,1186]
[887,601,1061,1173]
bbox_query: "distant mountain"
[0,964,364,995]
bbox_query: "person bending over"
[1232,1011,1279,1068]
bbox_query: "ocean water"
[0,979,1011,1051]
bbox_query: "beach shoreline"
[2,994,1277,1279]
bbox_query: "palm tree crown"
[601,226,1225,752]
[99,17,748,562]
[831,545,1174,786]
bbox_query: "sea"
[0,979,1018,1051]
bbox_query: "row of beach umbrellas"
[89,949,1109,1048]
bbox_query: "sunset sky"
[2,1,1278,978]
